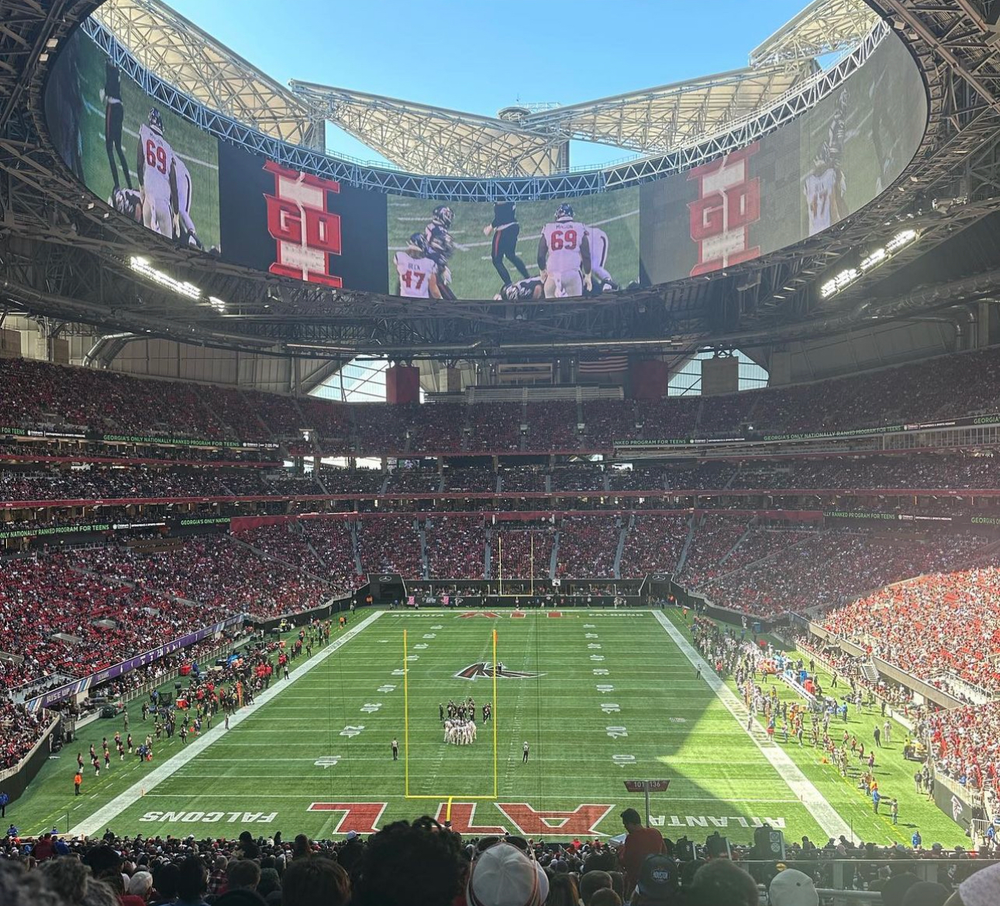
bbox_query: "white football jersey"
[542,220,589,273]
[804,168,838,235]
[588,226,609,269]
[172,155,192,215]
[138,124,174,200]
[395,251,437,298]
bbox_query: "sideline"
[651,610,853,841]
[70,611,384,836]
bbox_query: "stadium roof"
[91,0,320,148]
[94,0,879,178]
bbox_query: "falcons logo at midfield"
[455,662,543,681]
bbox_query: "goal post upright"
[493,627,498,799]
[403,628,409,798]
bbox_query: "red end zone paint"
[307,803,386,834]
[510,611,526,619]
[306,803,615,836]
[434,802,507,835]
[548,612,563,618]
[495,804,615,836]
[461,612,499,618]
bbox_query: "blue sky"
[166,0,809,168]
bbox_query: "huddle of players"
[444,718,477,746]
[393,202,619,301]
[103,63,204,250]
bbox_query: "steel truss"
[751,0,881,66]
[81,14,888,200]
[89,0,319,147]
[3,0,1000,364]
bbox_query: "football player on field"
[395,233,442,299]
[136,108,175,237]
[494,276,544,301]
[423,204,457,300]
[538,203,591,298]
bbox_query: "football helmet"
[148,107,163,134]
[555,203,574,222]
[432,205,454,228]
[407,232,427,254]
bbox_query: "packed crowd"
[924,702,1000,794]
[0,698,46,769]
[10,452,997,518]
[0,535,342,691]
[619,515,690,578]
[698,530,991,618]
[354,517,423,577]
[70,538,332,617]
[425,517,486,578]
[8,344,1000,454]
[1,817,997,906]
[820,564,1000,696]
[491,528,555,579]
[678,516,751,588]
[556,516,622,578]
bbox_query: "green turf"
[666,611,967,847]
[387,190,639,300]
[72,30,221,250]
[7,610,964,846]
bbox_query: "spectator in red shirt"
[616,808,666,898]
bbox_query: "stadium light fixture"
[129,256,201,300]
[819,229,919,300]
[45,38,59,49]
[208,296,227,312]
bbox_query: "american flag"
[578,355,629,375]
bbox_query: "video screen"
[46,28,222,253]
[386,191,640,301]
[46,26,925,301]
[639,34,927,283]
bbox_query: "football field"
[9,610,965,846]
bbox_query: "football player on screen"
[483,200,531,288]
[136,108,175,237]
[494,275,544,301]
[537,203,591,298]
[395,232,442,299]
[102,61,132,192]
[584,224,618,294]
[423,205,457,300]
[170,155,204,250]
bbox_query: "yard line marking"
[69,610,384,837]
[651,611,853,841]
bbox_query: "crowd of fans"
[424,517,486,578]
[820,564,1000,697]
[619,515,690,578]
[490,528,555,579]
[1,815,997,906]
[924,701,1000,794]
[700,530,991,618]
[1,698,45,769]
[354,518,423,577]
[556,516,622,578]
[8,345,1000,454]
[10,453,996,515]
